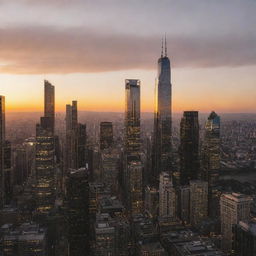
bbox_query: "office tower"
[220,193,252,252]
[100,122,113,150]
[189,180,208,226]
[14,147,27,186]
[2,222,47,256]
[233,219,256,256]
[44,80,55,133]
[177,185,190,224]
[100,149,119,192]
[127,161,143,215]
[66,168,90,255]
[179,111,199,185]
[201,111,221,185]
[124,79,143,214]
[35,120,55,213]
[125,79,141,162]
[77,123,87,168]
[152,39,172,184]
[0,96,5,208]
[159,172,176,218]
[66,101,81,170]
[3,141,12,204]
[94,213,117,256]
[145,186,159,217]
[35,81,56,214]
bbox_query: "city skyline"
[1,0,256,113]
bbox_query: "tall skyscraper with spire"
[152,38,172,184]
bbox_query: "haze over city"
[1,0,256,113]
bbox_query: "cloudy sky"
[0,0,256,112]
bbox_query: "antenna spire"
[165,34,167,57]
[161,37,163,57]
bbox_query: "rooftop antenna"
[161,37,163,58]
[165,33,167,57]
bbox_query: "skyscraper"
[159,172,176,218]
[0,96,5,208]
[124,79,143,214]
[201,111,221,185]
[125,79,141,162]
[66,101,78,170]
[152,39,172,184]
[179,111,199,185]
[44,80,55,133]
[220,193,252,252]
[189,180,208,226]
[100,122,113,150]
[35,82,56,214]
[66,101,87,170]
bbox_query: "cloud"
[0,26,256,74]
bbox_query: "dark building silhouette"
[201,111,221,185]
[66,101,87,170]
[100,122,113,150]
[0,96,5,208]
[44,80,55,133]
[66,168,90,256]
[233,220,256,256]
[179,111,199,185]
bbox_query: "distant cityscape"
[0,43,256,256]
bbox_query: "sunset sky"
[0,0,256,113]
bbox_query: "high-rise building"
[179,111,199,185]
[220,193,252,252]
[124,79,143,214]
[125,79,141,162]
[201,111,221,185]
[100,122,113,150]
[145,186,159,217]
[77,123,87,168]
[100,149,119,192]
[159,172,176,218]
[4,141,12,204]
[152,39,172,184]
[0,96,5,208]
[189,180,208,226]
[127,161,143,215]
[2,222,47,256]
[35,82,56,214]
[66,168,90,255]
[177,185,190,224]
[44,80,55,133]
[66,101,85,170]
[233,219,256,256]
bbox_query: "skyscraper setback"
[179,111,199,185]
[152,39,172,184]
[35,81,56,214]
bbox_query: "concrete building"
[189,180,208,226]
[159,172,176,218]
[220,193,252,252]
